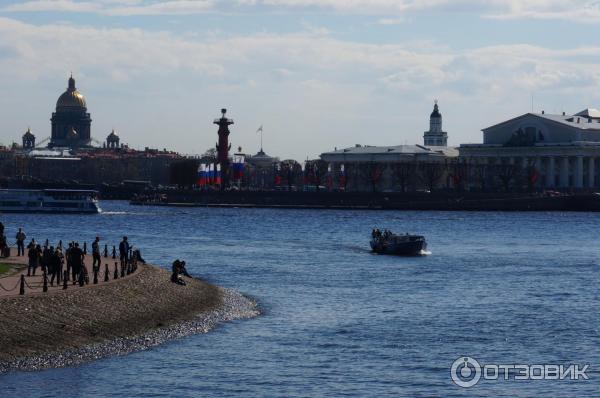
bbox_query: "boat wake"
[419,250,432,256]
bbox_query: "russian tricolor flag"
[233,155,245,180]
[197,164,206,186]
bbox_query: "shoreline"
[129,191,600,212]
[0,263,259,374]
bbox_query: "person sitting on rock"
[170,259,186,285]
[179,261,192,278]
[133,249,146,264]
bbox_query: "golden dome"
[56,75,87,109]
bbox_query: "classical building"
[50,75,92,148]
[320,103,458,191]
[423,101,448,146]
[459,109,600,190]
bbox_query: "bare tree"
[392,162,415,193]
[418,162,445,192]
[470,163,488,192]
[495,163,520,192]
[363,162,385,192]
[450,161,469,192]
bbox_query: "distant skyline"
[1,1,600,160]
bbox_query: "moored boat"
[370,230,427,256]
[0,189,100,214]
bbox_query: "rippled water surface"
[2,202,600,397]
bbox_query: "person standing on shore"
[119,236,129,268]
[91,236,101,272]
[41,245,51,274]
[71,243,84,284]
[15,228,26,256]
[27,244,39,276]
[49,248,63,286]
[65,242,73,280]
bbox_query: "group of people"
[371,228,394,241]
[22,235,138,287]
[27,240,87,286]
[171,259,191,285]
[0,222,184,287]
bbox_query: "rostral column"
[214,108,233,189]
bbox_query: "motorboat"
[370,231,427,256]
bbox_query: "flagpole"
[260,128,263,152]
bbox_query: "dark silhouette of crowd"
[0,222,146,290]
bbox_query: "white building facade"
[460,109,600,190]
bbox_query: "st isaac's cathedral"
[49,75,92,148]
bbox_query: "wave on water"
[419,250,432,256]
[100,211,130,215]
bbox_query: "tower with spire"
[214,108,234,189]
[423,100,448,146]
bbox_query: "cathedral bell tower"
[423,100,448,147]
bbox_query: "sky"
[1,1,600,160]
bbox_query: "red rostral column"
[214,108,234,189]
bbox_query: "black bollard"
[19,275,25,295]
[63,271,68,290]
[58,240,62,249]
[114,263,119,279]
[83,242,87,255]
[104,264,109,282]
[93,268,98,284]
[104,244,108,258]
[43,271,48,292]
[112,246,116,259]
[45,238,49,247]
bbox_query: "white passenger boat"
[0,189,100,213]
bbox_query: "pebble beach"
[0,262,259,373]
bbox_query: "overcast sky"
[1,0,600,160]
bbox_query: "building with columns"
[459,109,600,190]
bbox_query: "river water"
[2,202,600,397]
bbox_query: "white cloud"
[376,17,406,25]
[5,0,600,22]
[3,0,215,15]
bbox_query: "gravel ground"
[0,264,259,373]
